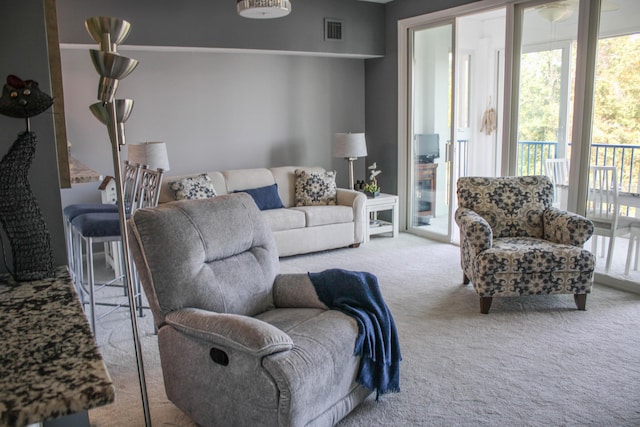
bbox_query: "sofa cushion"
[292,205,353,227]
[256,308,362,426]
[129,194,278,319]
[271,166,326,208]
[224,168,275,193]
[473,236,595,296]
[294,169,337,206]
[261,208,306,232]
[234,183,284,211]
[168,173,217,200]
[456,176,552,239]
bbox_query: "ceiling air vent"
[325,19,343,42]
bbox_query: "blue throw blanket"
[308,269,401,399]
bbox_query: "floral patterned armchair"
[455,176,595,314]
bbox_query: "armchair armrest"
[165,308,293,357]
[543,207,594,247]
[337,188,367,244]
[273,274,328,309]
[455,207,493,258]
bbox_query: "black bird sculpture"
[0,74,55,281]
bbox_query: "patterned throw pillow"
[169,173,217,200]
[294,169,338,206]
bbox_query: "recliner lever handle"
[210,347,229,366]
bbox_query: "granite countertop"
[69,155,103,184]
[0,266,115,426]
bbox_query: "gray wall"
[0,1,66,276]
[0,0,478,276]
[56,0,384,205]
[60,48,366,204]
[56,0,385,56]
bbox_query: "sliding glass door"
[405,9,507,242]
[587,0,640,282]
[407,22,454,240]
[512,1,579,207]
[400,0,640,291]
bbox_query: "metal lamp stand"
[85,16,151,427]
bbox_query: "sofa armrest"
[337,188,367,244]
[455,207,493,258]
[543,207,594,247]
[165,308,293,357]
[273,274,328,309]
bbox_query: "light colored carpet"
[88,233,640,427]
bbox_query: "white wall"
[60,47,365,205]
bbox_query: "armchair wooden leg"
[463,274,470,285]
[480,296,492,314]
[574,294,587,311]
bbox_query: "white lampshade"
[334,133,368,159]
[128,142,170,171]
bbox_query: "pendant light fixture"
[237,0,291,19]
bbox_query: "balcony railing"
[517,141,640,194]
[517,141,558,177]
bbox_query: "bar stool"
[71,165,164,336]
[63,161,140,285]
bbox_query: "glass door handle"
[445,142,454,163]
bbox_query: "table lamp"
[334,132,367,190]
[128,141,170,171]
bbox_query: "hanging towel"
[308,268,401,399]
[480,107,497,135]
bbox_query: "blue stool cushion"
[71,212,129,238]
[64,203,118,221]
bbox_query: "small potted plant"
[364,163,381,198]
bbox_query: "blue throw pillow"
[235,183,284,210]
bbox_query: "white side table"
[364,193,399,243]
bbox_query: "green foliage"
[518,34,640,147]
[518,49,562,143]
[517,34,640,191]
[363,182,380,193]
[592,34,640,146]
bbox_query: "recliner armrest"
[273,274,328,309]
[543,207,594,247]
[455,207,493,256]
[165,308,293,357]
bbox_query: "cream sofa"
[159,166,367,257]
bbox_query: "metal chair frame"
[545,158,569,207]
[586,165,634,273]
[72,165,164,336]
[65,161,141,285]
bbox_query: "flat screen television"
[415,133,440,163]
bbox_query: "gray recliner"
[128,193,372,426]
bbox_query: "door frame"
[404,20,456,242]
[398,0,507,240]
[398,0,640,294]
[398,0,597,234]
